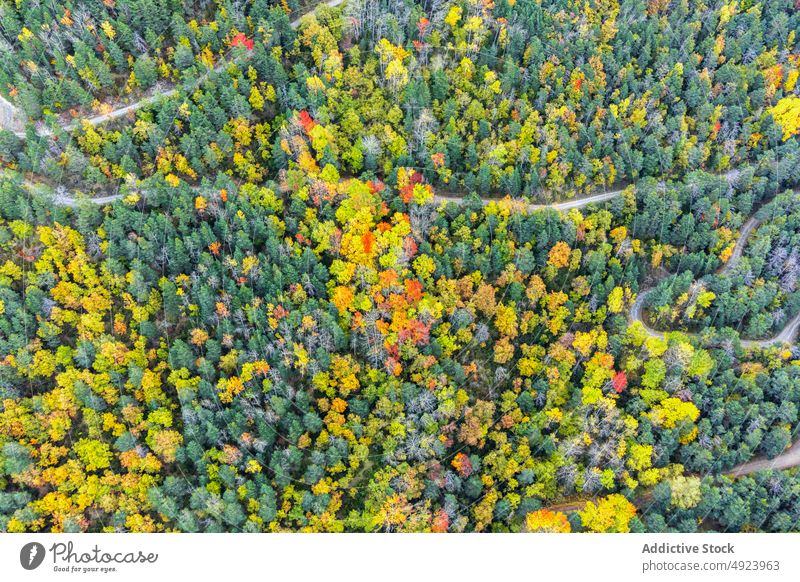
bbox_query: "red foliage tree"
[612,371,628,393]
[298,110,316,134]
[432,509,449,533]
[231,33,254,50]
[451,452,473,478]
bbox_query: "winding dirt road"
[1,0,346,139]
[32,176,629,210]
[630,212,800,348]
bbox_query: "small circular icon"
[20,542,46,570]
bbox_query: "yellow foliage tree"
[525,509,571,532]
[579,494,637,532]
[548,241,571,268]
[770,96,800,140]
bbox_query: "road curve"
[630,289,665,340]
[541,193,800,517]
[728,216,759,264]
[3,0,346,139]
[629,215,758,343]
[55,89,179,136]
[629,211,800,348]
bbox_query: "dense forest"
[0,0,800,533]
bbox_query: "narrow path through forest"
[432,187,625,212]
[1,0,345,139]
[32,171,634,209]
[0,94,23,134]
[629,210,800,348]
